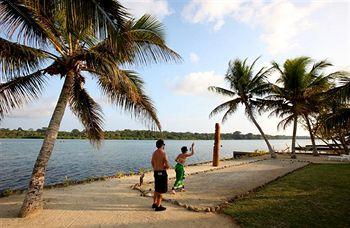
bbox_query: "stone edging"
[132,159,311,213]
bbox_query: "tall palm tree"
[0,0,180,217]
[208,57,277,158]
[265,57,334,158]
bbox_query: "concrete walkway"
[148,159,308,210]
[1,154,329,228]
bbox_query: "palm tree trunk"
[305,115,318,156]
[19,74,73,218]
[339,134,349,154]
[331,137,343,150]
[291,115,298,159]
[246,104,276,158]
[316,136,334,150]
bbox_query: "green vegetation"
[0,128,309,140]
[224,164,350,227]
[209,57,350,158]
[1,189,13,197]
[209,57,277,158]
[265,57,335,158]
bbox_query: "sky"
[2,0,350,136]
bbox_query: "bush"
[1,189,13,197]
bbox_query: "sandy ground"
[0,154,342,228]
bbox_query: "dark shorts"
[154,170,168,193]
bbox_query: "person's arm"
[175,154,180,162]
[186,142,195,157]
[151,155,155,169]
[163,152,170,169]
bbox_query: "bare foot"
[171,190,176,194]
[181,188,185,192]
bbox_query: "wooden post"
[213,123,220,166]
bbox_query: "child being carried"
[171,142,195,194]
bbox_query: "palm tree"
[329,76,350,102]
[0,0,180,217]
[323,76,350,129]
[317,104,350,154]
[208,57,277,158]
[265,57,334,158]
[316,77,350,154]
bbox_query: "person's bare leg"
[153,192,157,204]
[157,194,162,207]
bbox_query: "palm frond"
[0,37,50,79]
[89,14,181,66]
[323,107,350,130]
[248,56,261,74]
[69,74,104,145]
[87,67,161,130]
[0,0,49,45]
[209,99,240,119]
[327,75,350,102]
[309,60,332,77]
[271,61,284,80]
[59,0,129,41]
[221,103,239,123]
[208,86,236,97]
[277,114,295,130]
[128,14,181,65]
[0,70,46,120]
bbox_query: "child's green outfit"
[173,163,185,190]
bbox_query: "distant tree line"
[0,128,309,140]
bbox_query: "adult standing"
[151,139,170,211]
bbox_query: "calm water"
[0,138,316,191]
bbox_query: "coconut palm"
[0,0,180,217]
[265,57,334,158]
[208,57,277,158]
[323,76,350,129]
[317,104,350,154]
[329,76,350,102]
[316,76,350,154]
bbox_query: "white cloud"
[7,99,56,119]
[182,0,242,30]
[189,52,199,63]
[182,0,326,54]
[170,71,224,96]
[120,0,172,20]
[238,0,324,54]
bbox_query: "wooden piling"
[213,123,220,166]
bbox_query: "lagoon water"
[0,138,316,191]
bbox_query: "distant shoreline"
[0,137,310,140]
[0,128,310,140]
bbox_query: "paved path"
[151,159,308,210]
[0,155,317,227]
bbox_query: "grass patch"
[224,163,350,228]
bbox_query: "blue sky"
[2,0,350,135]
